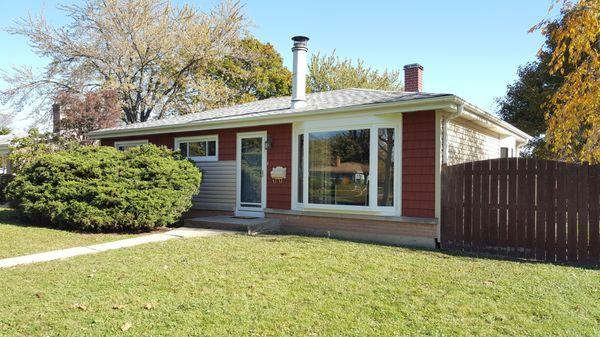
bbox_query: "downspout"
[442,103,464,165]
[437,103,463,249]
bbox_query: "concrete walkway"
[0,227,233,269]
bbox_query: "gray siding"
[447,119,500,165]
[192,160,236,211]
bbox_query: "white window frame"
[174,135,219,162]
[114,140,148,151]
[292,116,401,216]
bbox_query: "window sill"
[271,208,438,225]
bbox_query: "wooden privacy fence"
[441,158,600,264]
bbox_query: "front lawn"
[0,208,135,259]
[1,234,598,336]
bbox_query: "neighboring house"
[0,135,12,174]
[89,36,530,248]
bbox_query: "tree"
[496,25,564,159]
[533,0,600,163]
[1,0,249,125]
[307,51,403,92]
[206,37,292,107]
[8,129,71,173]
[55,90,121,144]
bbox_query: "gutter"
[442,104,464,165]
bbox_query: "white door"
[236,132,267,217]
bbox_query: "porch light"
[265,136,273,150]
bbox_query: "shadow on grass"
[256,231,600,271]
[434,247,600,271]
[0,208,23,225]
[0,207,160,235]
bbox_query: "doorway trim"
[235,131,267,217]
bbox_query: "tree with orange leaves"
[534,0,600,163]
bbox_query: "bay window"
[309,129,370,206]
[295,124,397,212]
[377,128,394,206]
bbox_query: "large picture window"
[308,129,370,206]
[297,125,396,211]
[175,136,218,161]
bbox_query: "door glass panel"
[240,137,263,207]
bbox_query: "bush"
[6,144,202,232]
[0,174,13,203]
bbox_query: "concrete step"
[184,216,280,235]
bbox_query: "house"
[89,36,530,248]
[0,135,12,174]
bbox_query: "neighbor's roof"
[0,134,12,145]
[0,134,13,153]
[90,89,449,135]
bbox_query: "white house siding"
[192,160,236,211]
[446,119,500,165]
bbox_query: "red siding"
[402,111,436,218]
[101,123,293,210]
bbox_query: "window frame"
[114,140,148,151]
[292,119,400,216]
[174,135,219,162]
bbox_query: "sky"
[0,0,557,132]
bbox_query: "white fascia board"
[88,95,456,139]
[452,97,532,142]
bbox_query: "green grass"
[0,234,598,336]
[0,208,136,259]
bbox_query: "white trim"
[435,110,442,240]
[292,115,401,216]
[174,135,219,162]
[236,131,267,217]
[396,113,403,217]
[114,139,148,150]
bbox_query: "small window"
[500,147,509,158]
[114,140,148,151]
[175,136,218,161]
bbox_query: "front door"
[236,132,267,217]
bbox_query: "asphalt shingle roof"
[94,88,451,133]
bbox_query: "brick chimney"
[403,63,423,92]
[52,103,61,134]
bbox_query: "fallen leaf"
[120,322,132,332]
[35,292,44,299]
[483,280,495,286]
[73,303,87,311]
[143,303,155,310]
[112,304,125,310]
